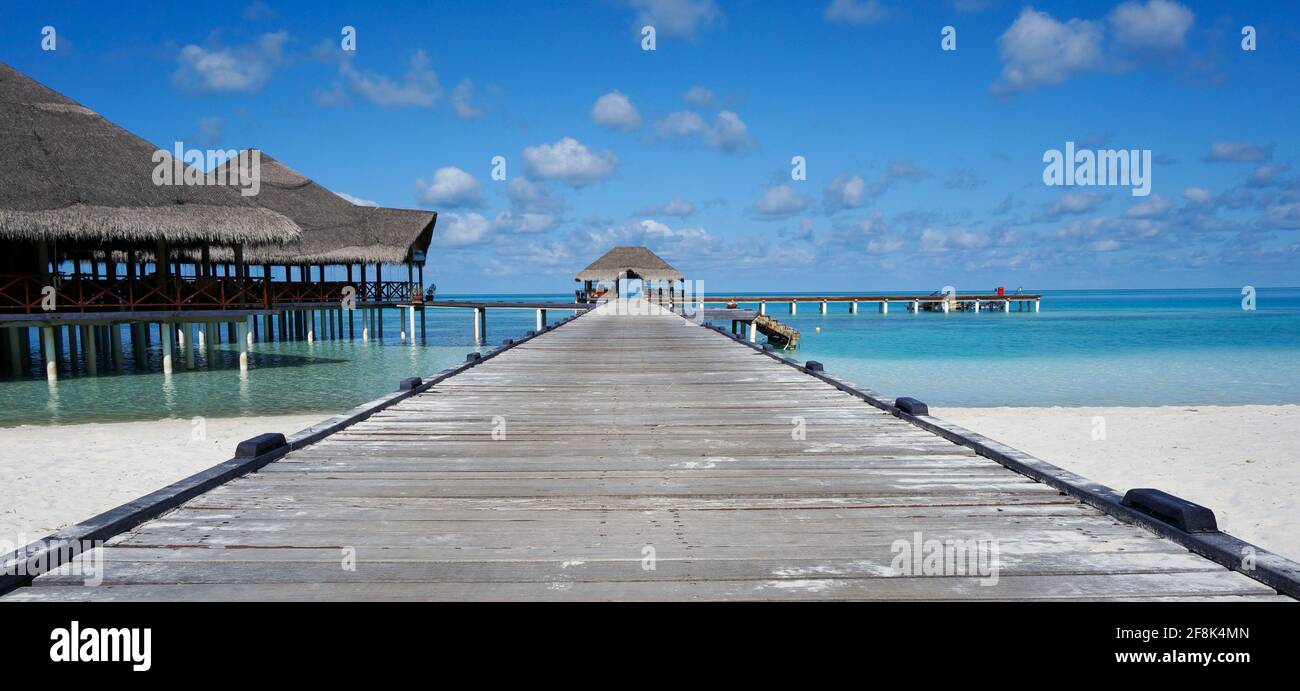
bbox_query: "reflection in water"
[2,305,537,426]
[45,378,60,420]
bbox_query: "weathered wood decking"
[5,303,1287,601]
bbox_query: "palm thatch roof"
[576,246,684,281]
[0,61,301,246]
[210,152,437,265]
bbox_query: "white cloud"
[172,32,288,93]
[992,2,1195,94]
[1123,193,1172,218]
[1182,187,1212,203]
[1248,164,1289,187]
[450,80,483,120]
[330,50,442,109]
[522,137,618,187]
[1108,0,1193,53]
[653,110,751,152]
[1035,191,1105,220]
[627,0,721,38]
[434,212,492,247]
[591,90,642,131]
[494,211,558,234]
[507,177,564,213]
[683,86,719,109]
[415,166,484,208]
[920,227,989,253]
[662,197,696,217]
[824,174,868,213]
[1206,141,1274,163]
[754,185,810,218]
[336,192,378,207]
[823,0,890,26]
[824,162,926,212]
[993,8,1103,94]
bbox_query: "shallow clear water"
[2,288,1298,425]
[1,298,568,426]
[709,288,1300,407]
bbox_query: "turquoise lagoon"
[1,288,1298,426]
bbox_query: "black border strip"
[0,311,587,596]
[696,319,1300,599]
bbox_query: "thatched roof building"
[575,246,684,282]
[0,61,301,246]
[211,152,436,266]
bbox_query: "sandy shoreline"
[936,405,1300,562]
[2,405,1297,563]
[0,414,326,548]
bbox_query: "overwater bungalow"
[575,246,687,303]
[0,62,439,380]
[0,61,303,379]
[206,153,436,342]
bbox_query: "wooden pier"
[3,301,1292,601]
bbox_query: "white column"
[1035,300,1041,313]
[790,301,797,315]
[974,301,981,314]
[747,321,757,343]
[473,307,486,344]
[912,300,919,313]
[536,308,547,331]
[161,321,173,374]
[408,305,417,341]
[880,301,888,314]
[759,302,767,316]
[820,301,828,315]
[941,300,950,314]
[850,300,858,314]
[43,326,57,381]
[1004,300,1011,312]
[306,310,315,343]
[246,316,254,347]
[237,320,249,370]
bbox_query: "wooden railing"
[0,274,420,314]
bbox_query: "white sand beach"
[0,414,326,548]
[2,406,1297,564]
[937,405,1300,562]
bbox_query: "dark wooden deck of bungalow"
[2,303,1292,601]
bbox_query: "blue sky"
[4,0,1298,293]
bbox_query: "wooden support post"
[473,307,486,344]
[42,326,57,381]
[108,324,122,370]
[748,320,757,343]
[6,328,21,376]
[237,320,249,370]
[185,323,196,369]
[82,325,97,376]
[536,308,547,331]
[160,321,173,374]
[759,301,766,316]
[307,309,315,343]
[407,304,416,342]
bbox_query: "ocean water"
[1,288,1297,426]
[709,288,1300,407]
